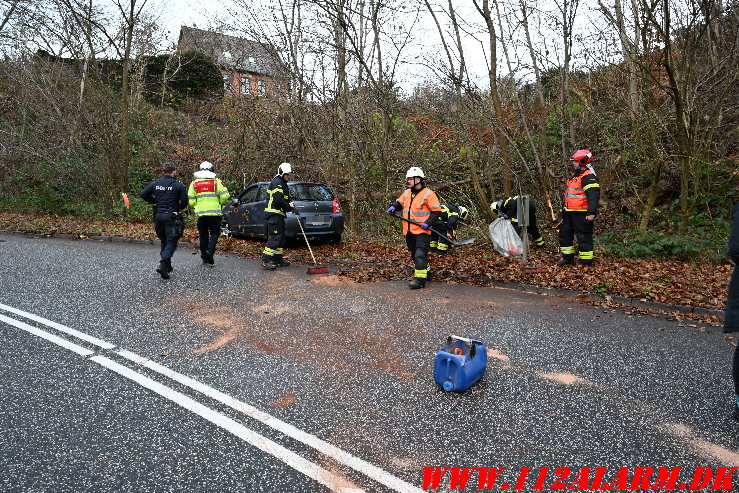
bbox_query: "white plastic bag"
[489,218,523,257]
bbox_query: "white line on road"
[0,314,95,357]
[0,311,365,493]
[90,355,365,493]
[0,304,426,493]
[117,350,424,493]
[0,303,115,350]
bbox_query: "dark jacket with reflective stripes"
[265,175,292,216]
[140,175,188,213]
[439,204,461,230]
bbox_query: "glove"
[551,212,563,229]
[421,223,430,230]
[386,205,396,214]
[290,201,300,215]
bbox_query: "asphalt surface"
[0,232,737,492]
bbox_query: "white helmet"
[406,166,425,179]
[278,162,292,176]
[199,161,214,171]
[458,206,469,221]
[490,201,500,214]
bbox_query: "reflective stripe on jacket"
[188,177,230,216]
[564,169,599,212]
[398,188,442,235]
[265,175,291,215]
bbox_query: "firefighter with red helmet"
[387,166,443,289]
[556,149,600,267]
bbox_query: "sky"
[153,0,609,95]
[157,0,495,93]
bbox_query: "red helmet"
[571,149,593,165]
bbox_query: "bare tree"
[473,0,515,196]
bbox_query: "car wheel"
[220,217,231,237]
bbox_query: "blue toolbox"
[434,335,487,392]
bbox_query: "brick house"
[177,26,286,98]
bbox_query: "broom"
[296,216,329,275]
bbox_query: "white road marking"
[0,314,94,357]
[0,305,426,493]
[0,312,364,493]
[90,355,365,493]
[117,350,424,493]
[0,303,115,350]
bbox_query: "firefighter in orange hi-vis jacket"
[556,149,601,267]
[387,167,443,289]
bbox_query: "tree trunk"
[474,0,513,194]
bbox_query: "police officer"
[556,149,600,267]
[262,162,299,270]
[387,166,443,289]
[491,196,545,247]
[188,161,230,265]
[430,204,469,255]
[140,163,189,279]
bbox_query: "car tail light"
[332,198,342,214]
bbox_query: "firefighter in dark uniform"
[140,163,189,279]
[430,204,469,254]
[262,162,299,270]
[490,196,545,247]
[556,149,600,267]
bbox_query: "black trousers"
[197,215,221,257]
[263,214,286,262]
[154,213,182,261]
[431,221,451,251]
[734,344,739,396]
[405,232,431,277]
[558,212,594,257]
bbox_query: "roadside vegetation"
[0,1,737,313]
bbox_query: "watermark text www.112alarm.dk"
[422,466,738,490]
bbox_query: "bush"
[598,230,724,262]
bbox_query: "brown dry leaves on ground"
[1,211,730,316]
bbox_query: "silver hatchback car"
[221,181,345,244]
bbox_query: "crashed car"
[221,181,344,244]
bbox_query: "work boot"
[166,260,173,272]
[409,277,426,290]
[262,260,277,271]
[206,252,215,265]
[555,256,574,267]
[275,259,290,267]
[156,260,170,279]
[577,259,593,268]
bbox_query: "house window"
[241,77,250,94]
[223,74,232,91]
[257,80,267,96]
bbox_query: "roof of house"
[177,26,282,77]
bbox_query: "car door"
[246,184,269,238]
[228,186,258,234]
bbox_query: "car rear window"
[289,184,335,201]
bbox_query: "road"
[0,233,737,492]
